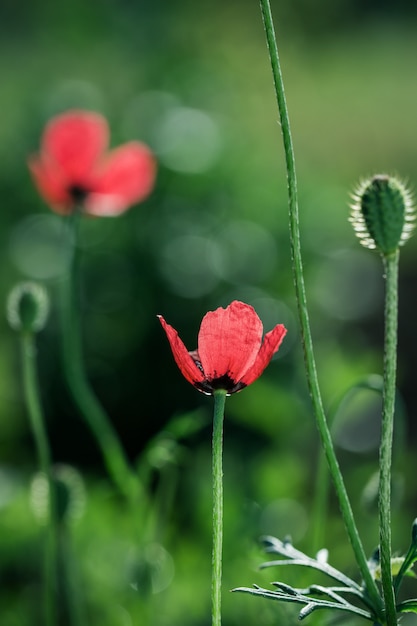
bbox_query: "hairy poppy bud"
[350,175,415,256]
[7,282,49,334]
[30,465,86,526]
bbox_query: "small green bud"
[7,282,49,333]
[373,556,406,581]
[350,174,415,255]
[30,465,86,526]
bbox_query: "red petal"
[158,316,205,386]
[41,110,108,185]
[197,301,263,383]
[240,324,287,386]
[86,142,156,216]
[28,156,73,214]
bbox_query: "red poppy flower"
[28,109,156,216]
[158,301,287,395]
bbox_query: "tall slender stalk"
[20,331,57,626]
[379,251,399,626]
[258,0,383,615]
[311,444,330,555]
[212,389,226,626]
[60,213,140,505]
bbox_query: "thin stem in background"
[212,389,226,626]
[59,527,88,626]
[379,251,400,626]
[20,331,57,626]
[60,213,140,505]
[258,0,383,616]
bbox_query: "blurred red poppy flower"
[28,110,156,216]
[158,300,287,395]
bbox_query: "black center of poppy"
[68,185,89,205]
[195,374,246,396]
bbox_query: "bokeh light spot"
[43,80,104,118]
[159,234,221,298]
[154,106,222,173]
[213,220,278,285]
[260,498,308,543]
[9,214,73,279]
[332,388,382,453]
[312,249,382,321]
[123,90,180,147]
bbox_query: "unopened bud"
[7,282,49,333]
[350,175,415,255]
[30,465,86,526]
[372,556,406,581]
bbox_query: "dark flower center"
[68,185,89,205]
[195,374,246,396]
[189,351,246,395]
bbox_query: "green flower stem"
[20,331,57,626]
[311,445,330,555]
[59,526,87,626]
[379,251,400,626]
[212,389,226,626]
[60,213,139,504]
[258,0,383,616]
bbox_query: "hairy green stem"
[20,332,57,626]
[212,390,226,626]
[311,445,330,555]
[258,0,383,616]
[60,213,139,504]
[379,251,399,626]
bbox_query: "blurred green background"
[1,0,417,624]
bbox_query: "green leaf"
[233,584,374,621]
[397,599,417,614]
[260,535,362,590]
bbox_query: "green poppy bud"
[30,465,86,526]
[350,174,415,255]
[7,282,49,334]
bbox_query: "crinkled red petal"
[240,324,287,386]
[158,316,205,386]
[197,301,263,384]
[41,110,108,186]
[28,156,73,215]
[86,142,156,216]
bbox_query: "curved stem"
[212,390,226,626]
[379,251,399,626]
[258,0,383,617]
[60,213,139,504]
[20,331,57,626]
